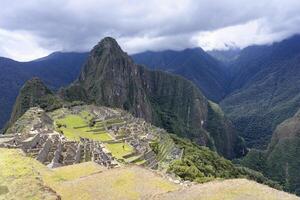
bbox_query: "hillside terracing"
[0,105,181,170]
[1,105,300,200]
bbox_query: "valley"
[1,35,300,199]
[1,1,300,199]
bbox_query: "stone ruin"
[0,129,118,169]
[0,105,183,171]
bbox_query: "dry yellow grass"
[1,148,300,200]
[46,165,179,200]
[0,148,58,200]
[150,179,300,200]
[0,148,178,200]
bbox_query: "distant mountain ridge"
[2,35,300,152]
[2,35,300,197]
[132,35,300,149]
[132,47,229,102]
[207,48,241,64]
[0,52,88,132]
[221,35,300,148]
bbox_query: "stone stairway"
[143,150,158,169]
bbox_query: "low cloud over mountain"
[1,0,300,61]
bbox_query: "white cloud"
[193,19,287,50]
[0,29,53,61]
[0,0,300,60]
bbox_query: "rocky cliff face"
[61,37,244,158]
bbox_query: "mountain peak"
[91,37,124,56]
[4,77,62,133]
[25,77,48,87]
[78,37,134,83]
[99,37,119,46]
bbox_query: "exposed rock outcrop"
[60,37,244,158]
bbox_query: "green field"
[105,142,134,160]
[55,114,113,142]
[53,109,136,162]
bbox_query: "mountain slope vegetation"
[221,35,300,148]
[239,109,300,195]
[4,77,62,133]
[60,37,244,158]
[132,48,229,102]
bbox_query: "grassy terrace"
[2,148,298,200]
[0,148,178,200]
[52,109,135,162]
[56,114,113,142]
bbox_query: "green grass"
[55,114,113,142]
[105,118,126,126]
[54,111,135,160]
[133,159,147,165]
[56,114,86,127]
[124,155,143,163]
[105,142,134,160]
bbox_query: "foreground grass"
[152,179,300,200]
[0,148,178,200]
[1,148,298,200]
[0,148,58,200]
[47,165,179,200]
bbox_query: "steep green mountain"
[0,52,88,131]
[4,77,62,133]
[239,109,300,195]
[132,48,229,102]
[61,37,244,158]
[221,35,300,148]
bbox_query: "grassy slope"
[1,148,298,200]
[151,179,300,200]
[0,148,58,200]
[0,148,178,200]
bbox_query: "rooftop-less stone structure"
[0,106,182,170]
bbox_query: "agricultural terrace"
[50,107,136,162]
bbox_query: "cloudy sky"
[1,0,300,61]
